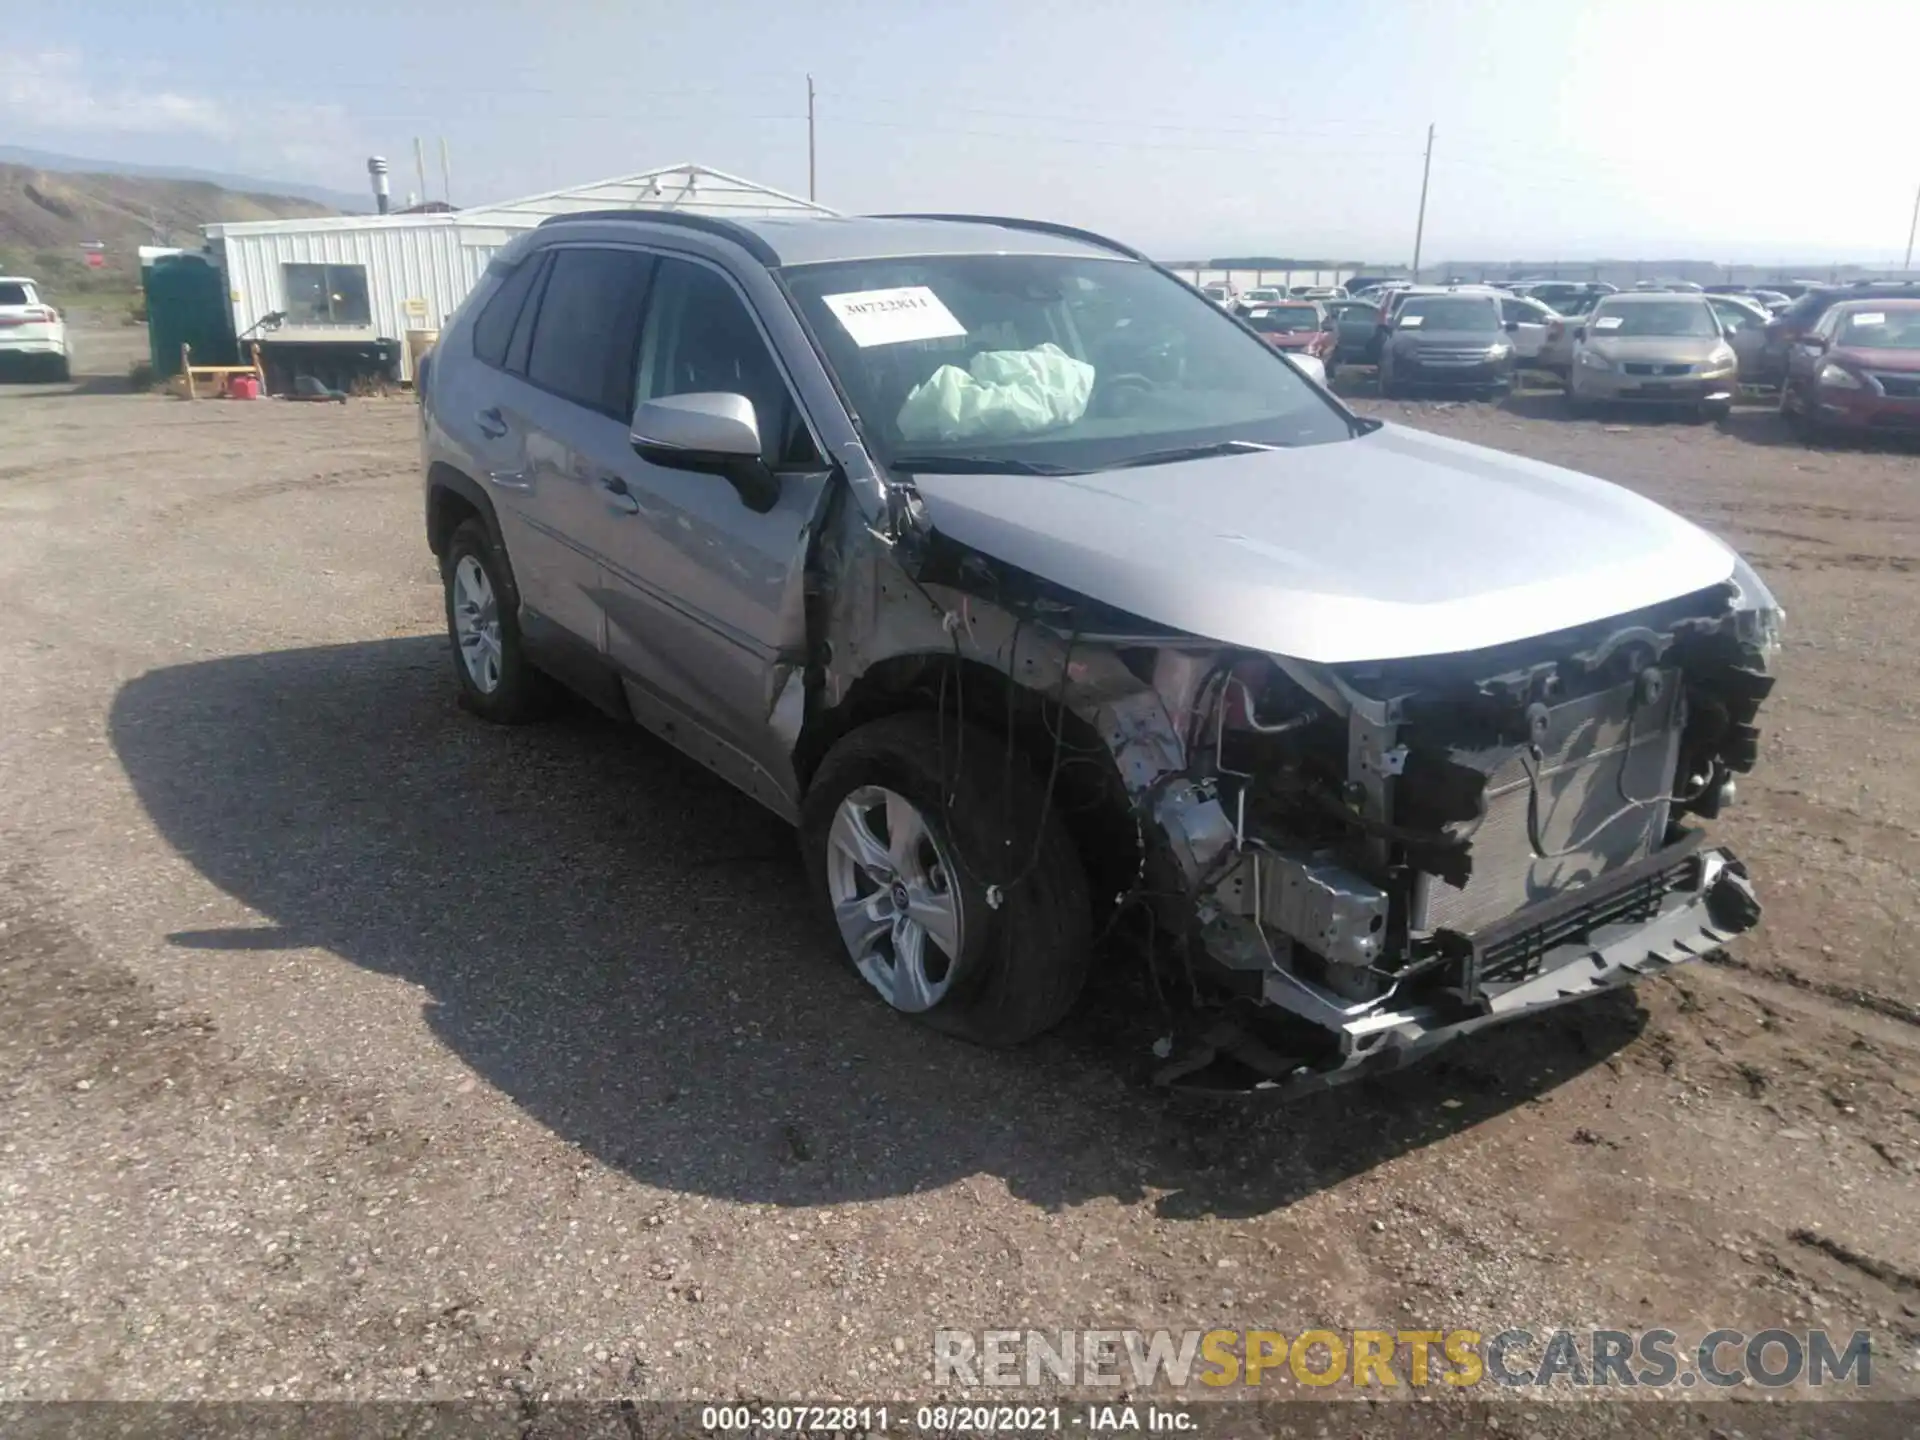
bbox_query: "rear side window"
[523,248,657,418]
[0,282,32,306]
[471,259,543,369]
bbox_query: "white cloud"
[0,51,225,136]
[0,50,362,186]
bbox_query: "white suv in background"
[0,277,71,381]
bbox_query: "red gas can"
[226,373,261,400]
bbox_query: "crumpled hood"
[912,422,1738,664]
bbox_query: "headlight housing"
[1700,345,1737,374]
[1817,362,1867,391]
[1487,342,1513,358]
[1729,554,1785,671]
[1578,349,1613,371]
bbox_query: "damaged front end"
[1151,574,1778,1092]
[809,453,1779,1095]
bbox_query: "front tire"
[441,517,556,723]
[801,713,1093,1047]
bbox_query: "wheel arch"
[425,463,507,563]
[795,649,1143,929]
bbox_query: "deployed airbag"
[896,343,1095,443]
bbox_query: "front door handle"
[476,407,509,440]
[600,475,639,515]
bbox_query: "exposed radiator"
[1411,671,1686,936]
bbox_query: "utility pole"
[1410,123,1435,282]
[413,138,428,212]
[440,137,453,207]
[807,75,817,202]
[1907,179,1919,270]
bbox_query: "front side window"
[783,253,1351,469]
[523,247,655,417]
[0,281,34,307]
[282,264,371,325]
[635,257,817,467]
[1587,301,1721,338]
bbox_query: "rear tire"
[441,517,557,724]
[801,713,1093,1047]
[50,353,70,383]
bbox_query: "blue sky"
[3,0,1915,264]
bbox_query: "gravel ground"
[1,335,1916,1422]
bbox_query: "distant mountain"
[0,146,367,215]
[0,161,340,287]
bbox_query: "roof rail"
[872,213,1149,263]
[534,209,781,266]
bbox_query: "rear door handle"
[476,407,509,440]
[600,475,639,515]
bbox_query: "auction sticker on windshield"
[822,286,968,348]
[1593,316,1625,330]
[1851,312,1886,327]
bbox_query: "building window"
[282,263,372,325]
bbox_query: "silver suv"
[421,212,1780,1092]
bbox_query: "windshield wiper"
[1103,439,1279,470]
[887,454,1086,476]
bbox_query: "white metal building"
[203,163,837,381]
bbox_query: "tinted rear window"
[471,259,543,369]
[0,283,32,306]
[523,248,656,417]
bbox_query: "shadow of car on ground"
[109,636,1646,1218]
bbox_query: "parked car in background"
[1536,291,1607,377]
[1200,282,1235,308]
[1378,290,1516,399]
[1633,279,1705,293]
[1297,285,1346,300]
[1241,301,1338,365]
[0,277,70,381]
[1236,287,1286,310]
[1526,280,1616,311]
[1341,274,1402,296]
[1567,293,1738,420]
[1498,293,1559,365]
[420,209,1777,1088]
[1780,297,1920,439]
[1704,293,1772,381]
[1761,281,1920,384]
[1746,289,1793,314]
[1325,298,1386,367]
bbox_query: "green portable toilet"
[144,253,238,378]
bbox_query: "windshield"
[784,253,1353,469]
[1396,296,1500,332]
[1587,300,1720,338]
[1838,308,1920,349]
[1242,288,1282,303]
[0,282,32,307]
[1246,305,1322,333]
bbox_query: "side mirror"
[631,392,779,512]
[1573,327,1587,341]
[1799,336,1829,353]
[1504,319,1522,333]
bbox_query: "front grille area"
[1872,373,1920,398]
[1622,362,1693,376]
[1412,671,1686,936]
[1413,347,1494,365]
[1476,851,1700,987]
